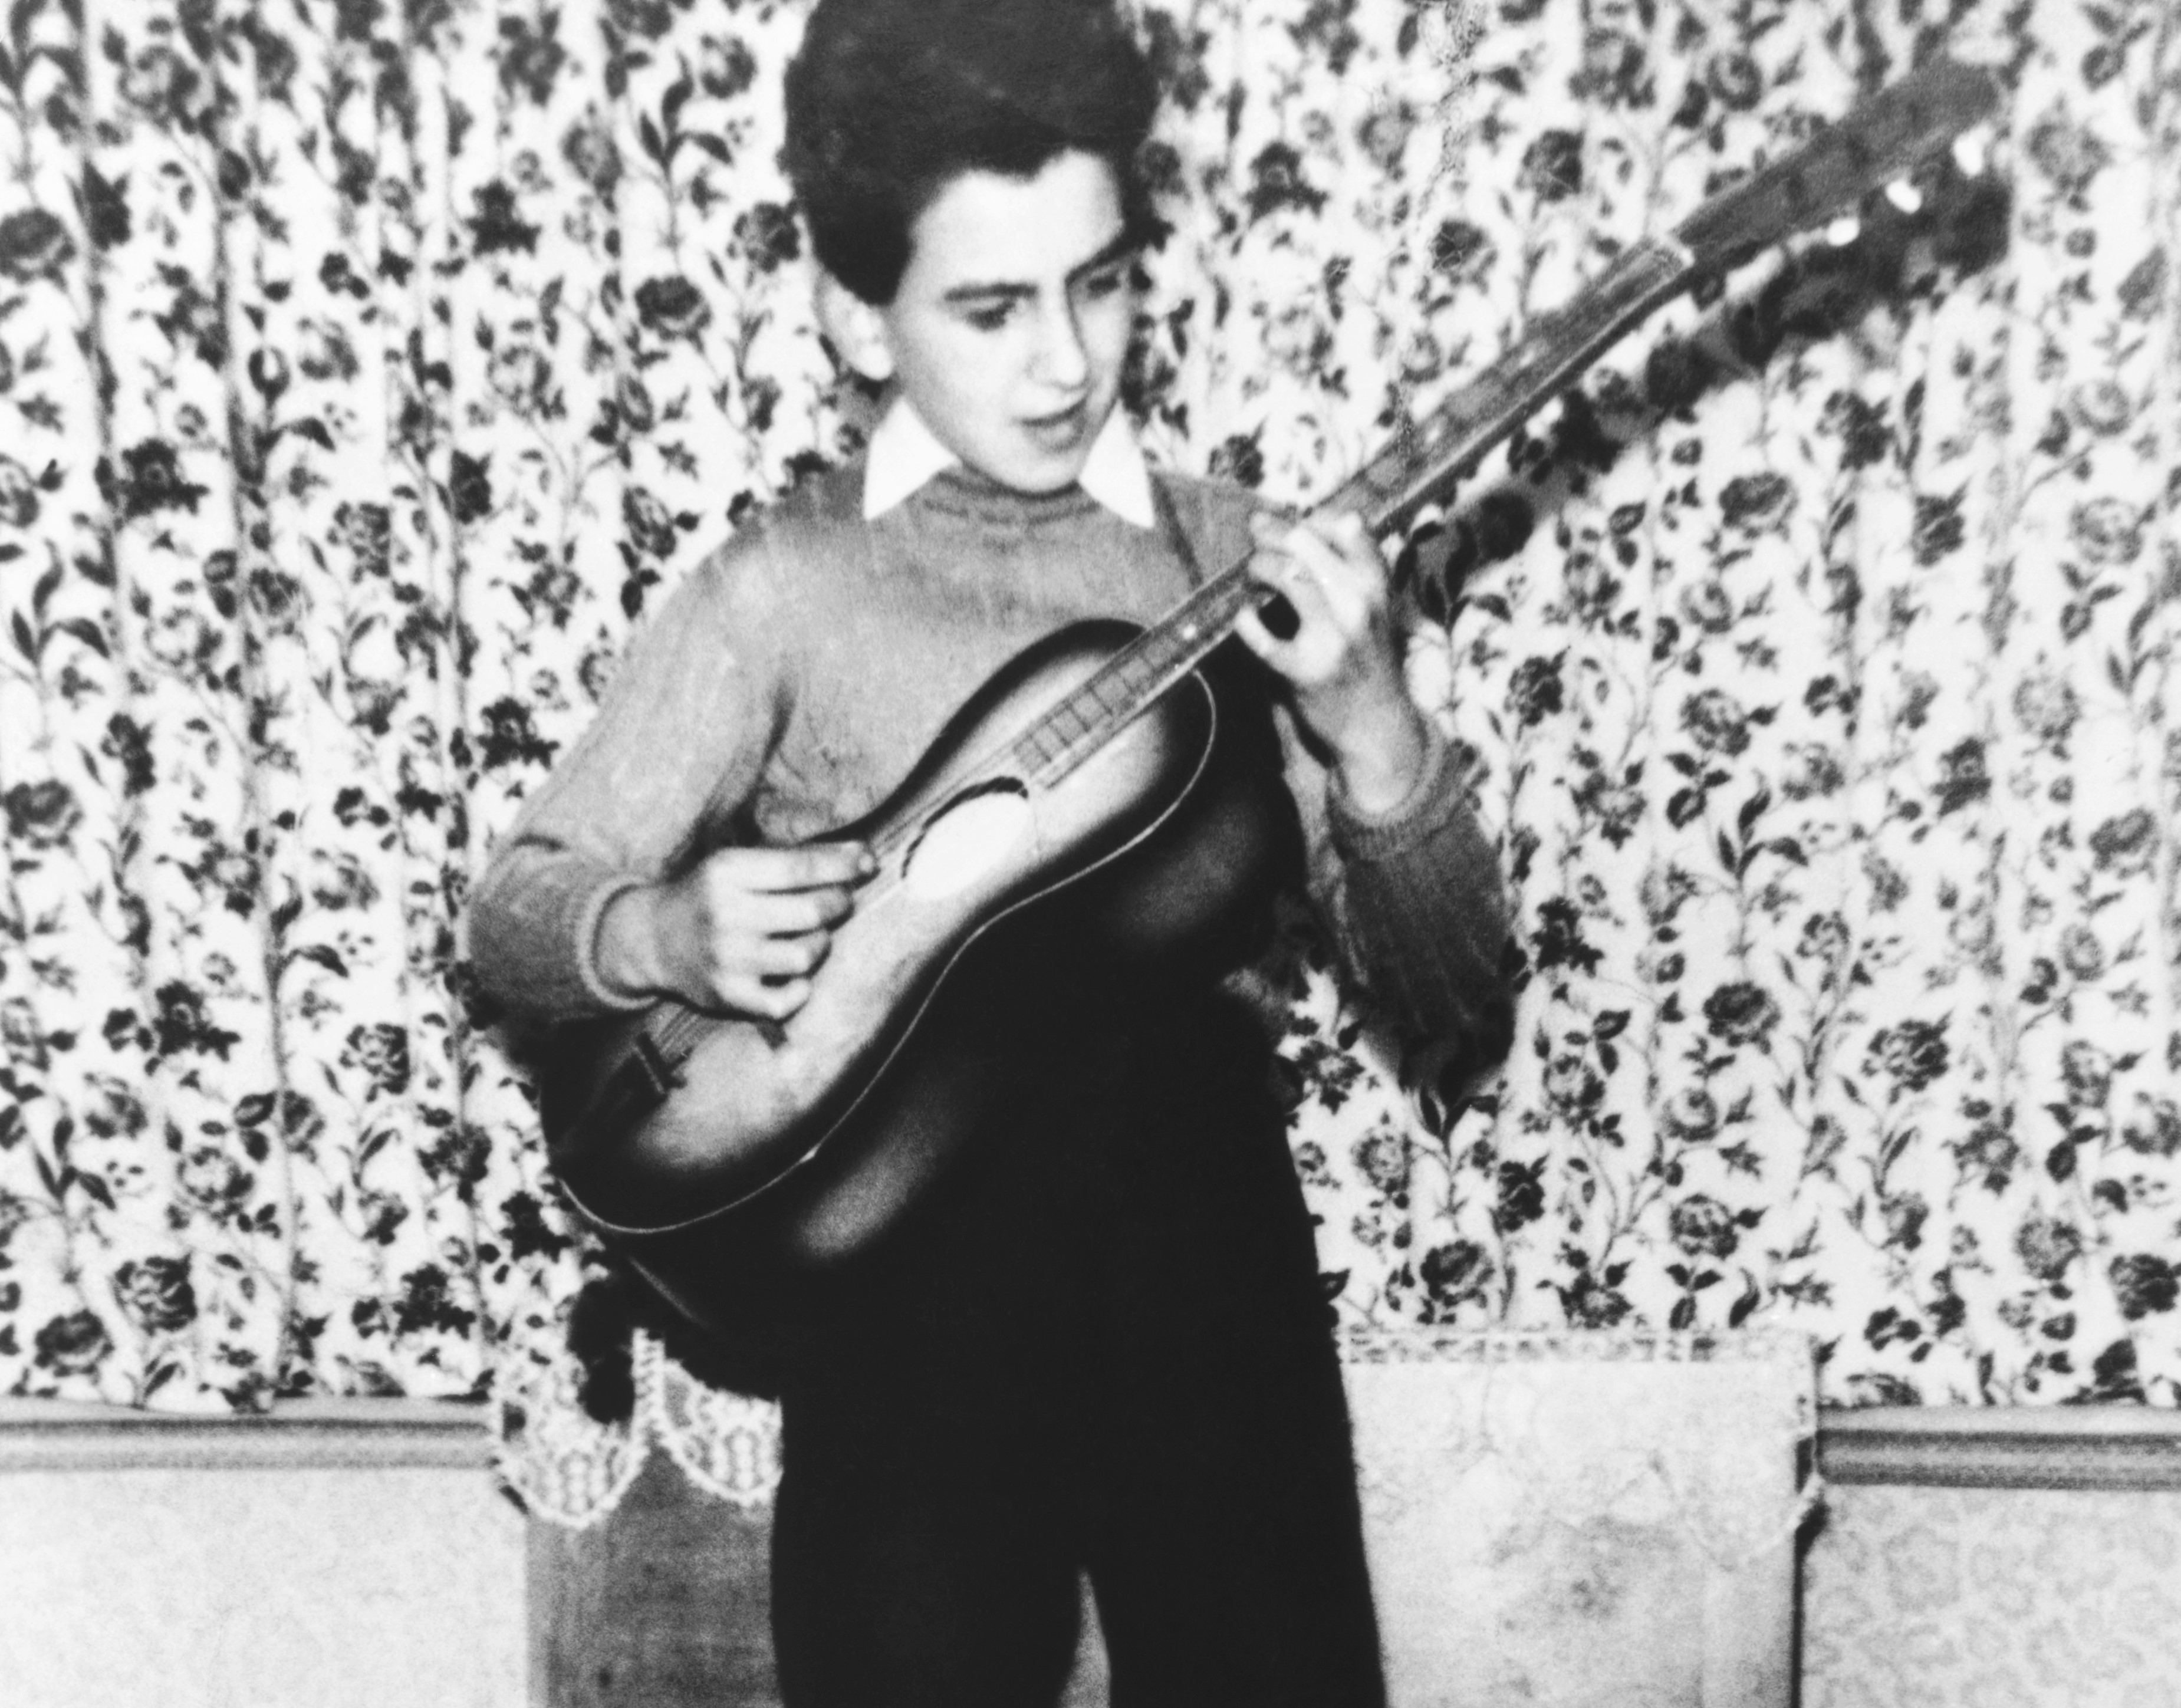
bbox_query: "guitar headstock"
[1314,55,2009,543]
[1675,56,2005,274]
[1700,67,2012,365]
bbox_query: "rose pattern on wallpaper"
[0,0,2176,1431]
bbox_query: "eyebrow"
[939,229,1139,305]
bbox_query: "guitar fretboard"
[973,52,2000,800]
[1008,236,1696,789]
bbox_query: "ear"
[812,269,896,384]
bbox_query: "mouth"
[1021,400,1091,450]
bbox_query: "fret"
[1026,719,1067,766]
[1056,699,1107,749]
[1106,651,1159,700]
[1032,718,1098,779]
[1012,692,1104,782]
[1012,724,1060,772]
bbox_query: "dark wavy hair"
[783,0,1161,305]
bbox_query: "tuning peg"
[1951,129,1990,177]
[1884,179,1924,214]
[1825,215,1862,246]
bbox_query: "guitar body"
[537,621,1298,1341]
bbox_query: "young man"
[470,1,1511,1702]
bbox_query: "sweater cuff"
[573,874,657,1013]
[1326,723,1465,861]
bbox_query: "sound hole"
[901,779,1034,901]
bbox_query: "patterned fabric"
[0,0,2175,1425]
[1803,1483,2181,1707]
[1344,1327,1808,1707]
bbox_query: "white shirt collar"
[861,394,1157,530]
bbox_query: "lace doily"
[497,1323,1815,1551]
[494,1328,782,1527]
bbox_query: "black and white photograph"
[0,0,2175,1703]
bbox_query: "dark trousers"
[767,999,1387,1708]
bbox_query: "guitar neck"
[1005,236,1699,788]
[1315,235,1696,538]
[1002,54,2001,790]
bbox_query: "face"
[848,150,1138,495]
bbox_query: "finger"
[1257,515,1382,626]
[1321,508,1382,562]
[1253,506,1379,570]
[1300,507,1382,559]
[1275,509,1389,596]
[740,929,834,979]
[1233,603,1290,663]
[741,884,858,934]
[1284,540,1357,628]
[1257,573,1344,664]
[714,842,874,893]
[1248,537,1332,621]
[1244,580,1305,643]
[1287,518,1387,624]
[719,973,814,1022]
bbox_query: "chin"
[1017,462,1089,495]
[982,446,1091,496]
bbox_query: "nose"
[1031,295,1090,391]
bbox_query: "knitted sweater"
[467,458,1509,1054]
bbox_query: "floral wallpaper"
[0,0,2176,1429]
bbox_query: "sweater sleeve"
[465,529,792,1022]
[1157,470,1515,1064]
[1278,700,1515,1066]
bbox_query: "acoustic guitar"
[537,55,2002,1337]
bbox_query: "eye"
[961,300,1016,331]
[1079,265,1129,300]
